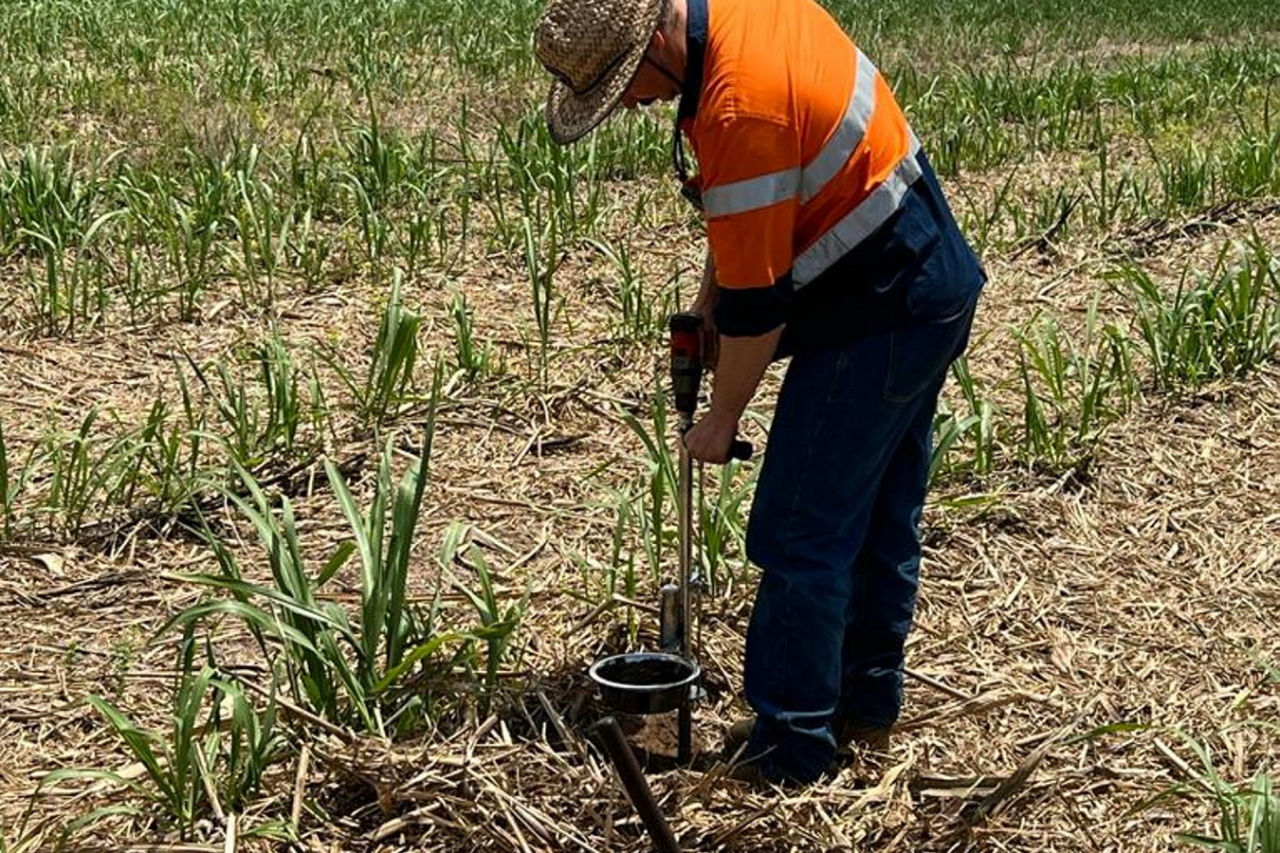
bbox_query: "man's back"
[684,0,917,290]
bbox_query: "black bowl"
[587,652,701,715]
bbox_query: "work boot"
[834,718,892,753]
[724,716,891,757]
[721,749,831,789]
[723,717,756,756]
[721,758,775,788]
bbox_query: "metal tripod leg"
[592,717,682,853]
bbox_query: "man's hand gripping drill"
[669,312,753,463]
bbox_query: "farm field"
[1,0,1279,849]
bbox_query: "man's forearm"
[707,325,784,424]
[692,252,721,369]
[697,251,717,305]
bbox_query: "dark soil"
[597,655,695,686]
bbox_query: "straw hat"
[534,0,668,144]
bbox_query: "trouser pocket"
[883,297,977,403]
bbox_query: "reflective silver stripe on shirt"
[792,135,923,287]
[700,49,881,218]
[800,49,878,203]
[701,166,801,217]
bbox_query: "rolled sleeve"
[714,274,793,337]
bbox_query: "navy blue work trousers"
[742,156,984,783]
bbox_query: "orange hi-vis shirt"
[678,0,922,333]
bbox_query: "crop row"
[4,231,1276,845]
[3,100,1279,338]
[1,233,1276,571]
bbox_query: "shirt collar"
[677,0,708,122]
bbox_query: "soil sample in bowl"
[599,656,693,687]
